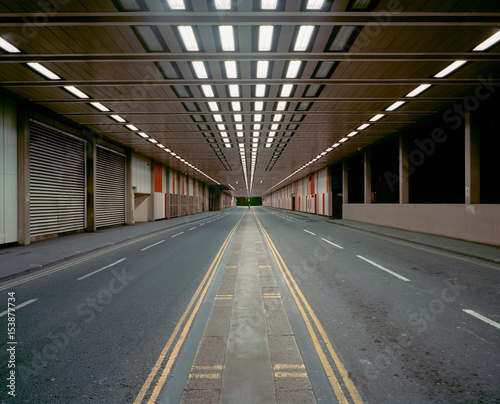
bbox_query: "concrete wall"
[343,204,500,246]
[0,96,17,244]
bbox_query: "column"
[465,111,480,204]
[342,159,349,205]
[364,149,372,204]
[17,105,30,245]
[86,131,97,231]
[125,149,134,225]
[148,158,155,221]
[399,134,409,204]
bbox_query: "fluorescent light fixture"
[219,26,235,51]
[221,132,228,137]
[281,84,294,97]
[157,144,165,148]
[286,61,302,78]
[326,147,333,152]
[253,132,260,137]
[167,0,185,9]
[215,0,231,9]
[148,138,158,144]
[0,37,20,53]
[306,0,325,9]
[266,138,273,143]
[262,0,278,9]
[236,124,243,129]
[138,132,149,138]
[237,132,244,137]
[217,124,226,130]
[125,124,139,131]
[369,114,385,122]
[231,102,241,111]
[347,131,358,137]
[234,115,242,122]
[385,101,405,111]
[256,84,266,97]
[294,26,315,51]
[254,124,262,130]
[64,86,89,99]
[110,114,126,123]
[265,143,272,148]
[178,26,199,51]
[406,84,431,98]
[164,148,171,152]
[434,60,467,78]
[254,114,262,122]
[277,101,287,111]
[252,138,259,143]
[90,102,110,112]
[271,124,279,130]
[27,62,61,80]
[214,114,223,122]
[339,137,349,143]
[225,143,232,148]
[224,61,238,78]
[208,101,219,111]
[473,31,500,51]
[259,26,274,51]
[273,114,283,121]
[239,144,245,148]
[268,131,276,137]
[222,138,229,143]
[329,26,357,51]
[201,85,215,97]
[192,61,208,78]
[357,123,371,130]
[228,84,240,97]
[255,101,264,111]
[256,60,269,78]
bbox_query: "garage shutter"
[96,146,125,227]
[29,121,86,237]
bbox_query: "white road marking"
[0,299,38,317]
[463,309,500,330]
[140,240,165,251]
[357,255,410,282]
[303,229,316,236]
[321,238,344,249]
[199,223,206,226]
[172,232,184,238]
[188,227,197,231]
[77,258,127,281]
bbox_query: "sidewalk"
[0,211,220,283]
[275,208,500,265]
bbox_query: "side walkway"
[0,211,223,282]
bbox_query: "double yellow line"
[254,213,363,404]
[134,214,243,403]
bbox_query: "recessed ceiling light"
[328,26,358,51]
[236,124,243,129]
[294,26,315,51]
[0,37,20,53]
[434,60,467,78]
[237,132,244,137]
[157,144,165,148]
[228,84,240,97]
[224,61,238,78]
[347,131,358,137]
[261,0,278,10]
[215,0,231,9]
[369,114,385,122]
[219,26,235,51]
[221,132,228,137]
[271,124,279,130]
[125,124,139,131]
[254,124,262,130]
[208,101,219,111]
[27,62,61,80]
[148,138,158,144]
[357,123,370,130]
[217,124,226,130]
[110,114,127,123]
[280,84,294,97]
[256,60,269,78]
[276,101,287,111]
[405,84,431,98]
[473,31,500,51]
[201,85,215,97]
[306,0,325,9]
[231,101,241,111]
[268,131,276,137]
[256,84,266,97]
[255,101,264,111]
[339,137,349,143]
[253,132,260,137]
[385,101,405,111]
[167,0,185,9]
[90,102,110,112]
[254,114,262,122]
[178,26,199,51]
[286,60,302,78]
[214,114,223,122]
[138,132,149,138]
[64,86,90,99]
[273,114,283,121]
[192,61,208,78]
[259,26,274,51]
[234,115,242,122]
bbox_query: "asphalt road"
[0,209,242,403]
[254,207,500,403]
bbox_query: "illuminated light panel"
[268,131,276,137]
[286,60,302,78]
[259,26,274,51]
[167,0,185,9]
[276,101,287,111]
[220,132,228,137]
[234,115,242,122]
[217,124,226,130]
[385,101,405,111]
[178,26,199,51]
[125,124,139,131]
[347,131,358,137]
[64,86,89,99]
[255,101,264,111]
[224,61,238,79]
[256,60,269,78]
[254,124,262,130]
[253,132,260,137]
[208,101,219,111]
[271,124,279,130]
[237,132,244,137]
[236,124,243,130]
[215,0,231,9]
[0,37,20,53]
[357,123,371,130]
[90,102,110,112]
[294,26,315,51]
[138,132,149,138]
[405,84,431,98]
[254,114,262,122]
[228,84,240,97]
[256,84,266,97]
[110,114,126,123]
[214,114,223,122]
[339,137,349,143]
[273,114,283,121]
[434,60,467,78]
[473,31,500,51]
[231,102,241,111]
[192,61,208,78]
[27,62,61,80]
[280,84,294,97]
[306,0,325,9]
[369,114,385,122]
[148,138,158,144]
[201,85,215,97]
[219,26,235,51]
[157,144,165,148]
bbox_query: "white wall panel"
[131,153,151,194]
[155,192,165,220]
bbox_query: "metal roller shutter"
[29,121,86,237]
[96,146,125,227]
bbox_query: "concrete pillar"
[148,159,155,221]
[17,105,30,245]
[125,150,134,225]
[364,149,372,204]
[465,111,480,205]
[86,132,97,232]
[165,166,171,219]
[342,159,349,205]
[399,134,410,204]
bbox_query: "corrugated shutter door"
[29,121,86,237]
[96,146,125,227]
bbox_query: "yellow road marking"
[188,373,221,379]
[192,365,224,371]
[259,265,272,268]
[275,372,308,378]
[134,214,243,404]
[274,364,305,370]
[254,213,363,404]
